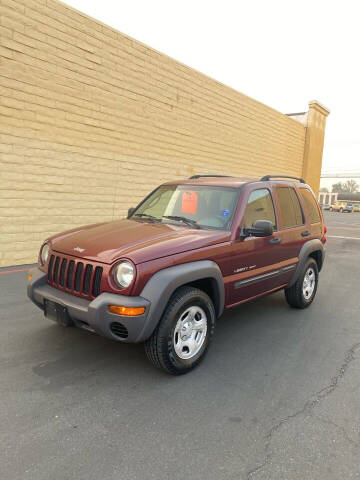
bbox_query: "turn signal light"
[108,305,145,316]
[28,273,32,281]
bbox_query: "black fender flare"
[288,239,325,287]
[137,260,225,342]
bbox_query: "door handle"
[301,230,311,237]
[270,237,282,244]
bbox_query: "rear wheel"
[285,258,319,309]
[144,286,215,375]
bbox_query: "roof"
[164,175,308,188]
[164,176,258,188]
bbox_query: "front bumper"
[27,268,151,343]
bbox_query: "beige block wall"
[302,101,330,195]
[0,0,317,267]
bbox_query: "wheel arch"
[181,277,221,317]
[136,260,225,342]
[288,239,325,287]
[309,250,324,272]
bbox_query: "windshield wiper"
[162,215,200,229]
[133,213,160,222]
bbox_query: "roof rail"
[261,174,306,183]
[189,175,233,179]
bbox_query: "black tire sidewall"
[161,291,215,371]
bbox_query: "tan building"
[318,192,338,205]
[0,0,329,267]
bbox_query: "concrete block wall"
[0,0,320,267]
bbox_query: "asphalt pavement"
[1,211,360,480]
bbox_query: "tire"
[285,258,319,309]
[144,286,216,375]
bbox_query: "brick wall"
[1,0,314,267]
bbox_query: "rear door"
[272,185,308,279]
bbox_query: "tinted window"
[276,187,304,228]
[243,189,276,229]
[289,188,304,225]
[299,188,321,224]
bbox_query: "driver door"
[227,188,284,306]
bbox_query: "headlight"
[113,261,134,288]
[40,243,50,265]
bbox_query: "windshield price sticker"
[181,191,198,214]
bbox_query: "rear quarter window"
[299,189,321,224]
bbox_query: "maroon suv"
[28,174,326,375]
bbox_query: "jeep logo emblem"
[74,246,85,253]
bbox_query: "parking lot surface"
[1,211,360,480]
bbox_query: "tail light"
[322,225,327,244]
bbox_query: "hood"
[49,219,230,265]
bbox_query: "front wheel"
[285,258,319,309]
[144,286,216,375]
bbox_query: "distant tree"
[343,179,359,193]
[332,182,345,193]
[332,180,359,194]
[319,187,329,193]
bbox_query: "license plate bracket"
[44,299,72,326]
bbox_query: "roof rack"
[261,175,306,183]
[189,175,233,179]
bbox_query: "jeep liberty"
[28,174,326,375]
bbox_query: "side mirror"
[241,220,273,238]
[127,207,136,218]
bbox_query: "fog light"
[108,305,145,316]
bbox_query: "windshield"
[130,184,239,230]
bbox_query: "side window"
[276,187,304,228]
[243,189,276,229]
[289,188,304,225]
[299,188,321,224]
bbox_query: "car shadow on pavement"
[25,289,303,391]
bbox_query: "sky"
[63,0,360,175]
